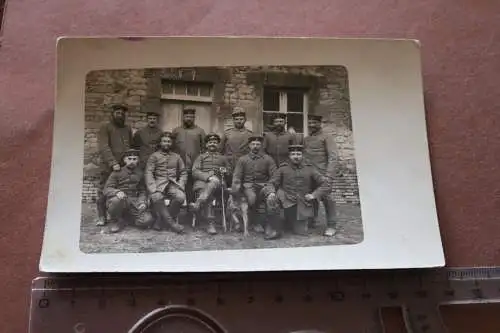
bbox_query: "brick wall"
[83,66,360,205]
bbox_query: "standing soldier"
[220,108,253,172]
[145,132,187,234]
[102,149,154,233]
[263,113,298,167]
[172,108,206,204]
[96,103,133,227]
[132,109,163,170]
[303,115,338,237]
[190,133,231,235]
[231,135,277,236]
[263,145,329,239]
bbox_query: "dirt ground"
[79,202,363,253]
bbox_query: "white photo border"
[40,36,445,272]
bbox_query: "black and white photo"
[80,65,362,254]
[40,36,444,272]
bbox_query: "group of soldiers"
[94,103,339,240]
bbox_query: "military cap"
[160,131,175,140]
[231,108,246,117]
[288,145,304,152]
[205,132,221,143]
[183,108,196,114]
[308,114,322,121]
[110,103,128,112]
[144,109,161,117]
[122,149,140,158]
[248,135,264,143]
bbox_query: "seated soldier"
[145,132,187,234]
[263,145,329,239]
[231,135,277,236]
[103,149,154,233]
[189,133,231,235]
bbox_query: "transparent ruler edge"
[29,266,500,333]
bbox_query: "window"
[161,80,213,102]
[262,87,308,134]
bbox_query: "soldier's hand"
[112,164,121,171]
[267,193,277,205]
[208,176,220,185]
[116,191,126,199]
[304,193,315,201]
[138,203,147,210]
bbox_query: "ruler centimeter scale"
[29,267,500,333]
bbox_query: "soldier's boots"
[207,221,217,235]
[292,220,309,236]
[264,224,280,240]
[105,218,125,234]
[153,201,184,234]
[95,216,106,226]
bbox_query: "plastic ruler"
[29,267,500,333]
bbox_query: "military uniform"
[303,115,338,236]
[172,108,206,203]
[232,136,277,232]
[103,149,153,233]
[132,111,163,170]
[96,104,133,225]
[263,114,298,167]
[190,133,231,234]
[219,109,253,172]
[145,138,187,233]
[263,145,329,238]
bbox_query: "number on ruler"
[73,322,86,333]
[38,298,50,308]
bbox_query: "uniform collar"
[249,152,262,159]
[310,129,322,136]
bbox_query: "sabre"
[219,167,228,233]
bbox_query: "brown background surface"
[0,0,499,332]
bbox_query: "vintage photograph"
[81,65,363,253]
[40,37,444,272]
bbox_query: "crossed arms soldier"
[96,104,339,239]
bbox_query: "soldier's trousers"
[106,196,153,228]
[241,184,268,227]
[152,184,186,219]
[97,168,112,219]
[313,175,337,228]
[194,179,223,220]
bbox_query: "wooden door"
[160,102,213,133]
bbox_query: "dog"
[226,193,250,237]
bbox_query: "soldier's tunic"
[220,127,253,170]
[303,129,338,226]
[132,126,163,170]
[172,125,206,170]
[103,166,153,228]
[191,151,231,220]
[263,130,298,167]
[97,121,133,218]
[263,161,329,222]
[192,152,231,194]
[145,150,187,215]
[232,152,277,209]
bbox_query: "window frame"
[161,80,214,103]
[262,87,309,135]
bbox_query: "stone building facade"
[82,66,360,205]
